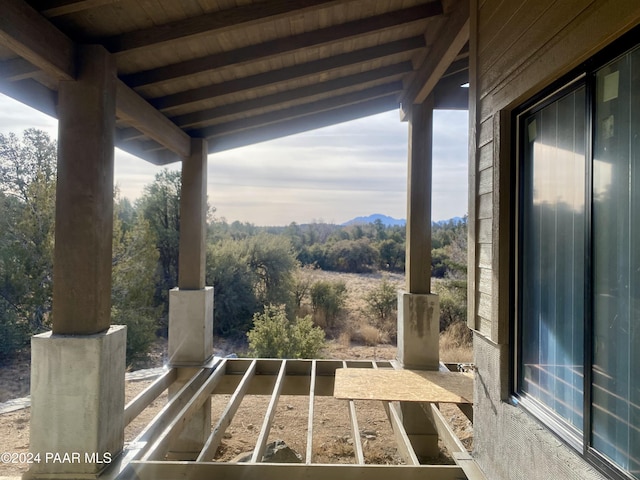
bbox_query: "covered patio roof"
[0,0,469,165]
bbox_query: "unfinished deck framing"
[106,358,481,480]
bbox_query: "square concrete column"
[397,290,440,370]
[28,326,126,478]
[167,138,214,457]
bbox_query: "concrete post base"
[397,290,440,370]
[26,326,126,479]
[168,287,214,366]
[396,291,440,459]
[167,287,214,457]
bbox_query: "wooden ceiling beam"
[152,37,423,112]
[114,134,181,166]
[0,58,40,81]
[0,77,58,117]
[31,0,124,17]
[171,62,413,129]
[0,0,190,161]
[400,0,469,119]
[191,82,403,139]
[115,80,191,159]
[0,0,76,81]
[207,95,399,154]
[121,4,440,88]
[101,0,348,54]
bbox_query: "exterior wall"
[468,1,640,478]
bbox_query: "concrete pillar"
[168,138,213,458]
[27,46,126,479]
[398,97,440,458]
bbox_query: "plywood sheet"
[333,369,473,404]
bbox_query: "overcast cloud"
[0,94,468,226]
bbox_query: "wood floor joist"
[130,462,466,480]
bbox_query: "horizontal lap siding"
[470,0,640,344]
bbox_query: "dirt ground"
[0,342,473,477]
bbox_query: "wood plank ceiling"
[0,0,469,165]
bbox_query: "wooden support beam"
[0,0,190,162]
[191,82,403,139]
[122,4,440,88]
[124,368,177,427]
[400,1,469,119]
[114,134,181,166]
[0,58,39,81]
[405,97,434,294]
[151,38,423,112]
[387,402,421,465]
[0,0,75,80]
[208,94,398,153]
[197,360,257,462]
[130,462,466,480]
[128,366,215,461]
[423,403,466,455]
[102,0,347,54]
[171,62,413,129]
[142,362,228,461]
[31,0,123,17]
[116,79,191,159]
[306,360,317,464]
[0,78,57,117]
[343,362,365,465]
[251,360,287,463]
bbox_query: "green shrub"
[310,280,347,329]
[247,305,325,359]
[433,279,467,331]
[364,277,397,326]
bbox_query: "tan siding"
[477,167,492,195]
[478,142,492,171]
[478,116,492,147]
[478,244,491,269]
[478,267,492,296]
[481,0,640,111]
[477,218,492,243]
[477,192,492,219]
[477,292,492,325]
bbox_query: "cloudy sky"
[0,93,468,226]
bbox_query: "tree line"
[0,129,467,364]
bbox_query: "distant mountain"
[342,214,406,226]
[343,214,466,227]
[434,216,465,226]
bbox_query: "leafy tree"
[245,234,296,308]
[364,277,397,326]
[247,304,325,359]
[310,280,347,329]
[207,240,258,336]
[377,238,404,271]
[0,130,56,337]
[207,234,298,336]
[136,169,181,307]
[327,238,378,273]
[112,195,160,363]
